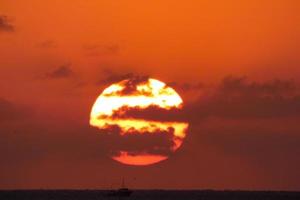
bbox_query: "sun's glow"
[90,78,189,166]
[113,151,168,166]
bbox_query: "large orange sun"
[90,77,189,166]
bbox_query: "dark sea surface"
[0,190,300,200]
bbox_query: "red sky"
[0,0,300,190]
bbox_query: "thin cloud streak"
[0,15,14,32]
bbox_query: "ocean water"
[0,190,299,200]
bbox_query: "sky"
[0,0,300,190]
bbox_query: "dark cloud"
[102,72,136,85]
[45,64,74,79]
[0,121,174,176]
[208,131,300,161]
[219,76,296,97]
[0,124,105,167]
[97,68,149,86]
[197,119,300,157]
[97,75,300,122]
[100,76,300,124]
[0,98,30,122]
[0,15,14,32]
[83,44,120,56]
[113,76,151,95]
[96,125,176,157]
[168,81,204,91]
[110,105,185,122]
[197,123,300,183]
[185,76,300,121]
[0,117,179,188]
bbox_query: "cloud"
[101,75,293,124]
[0,124,107,189]
[45,64,74,79]
[0,15,14,32]
[96,125,176,156]
[184,76,300,121]
[180,117,300,189]
[95,75,300,122]
[110,105,184,122]
[168,81,204,92]
[107,76,152,96]
[0,120,174,176]
[97,70,203,94]
[197,121,300,178]
[198,120,300,158]
[218,76,296,97]
[0,98,30,122]
[97,68,149,86]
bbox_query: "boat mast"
[122,177,125,188]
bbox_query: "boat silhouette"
[107,178,133,197]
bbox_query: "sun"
[90,77,189,166]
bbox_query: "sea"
[0,190,299,200]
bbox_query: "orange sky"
[0,0,300,190]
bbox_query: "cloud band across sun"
[90,78,189,166]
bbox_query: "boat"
[107,178,133,197]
